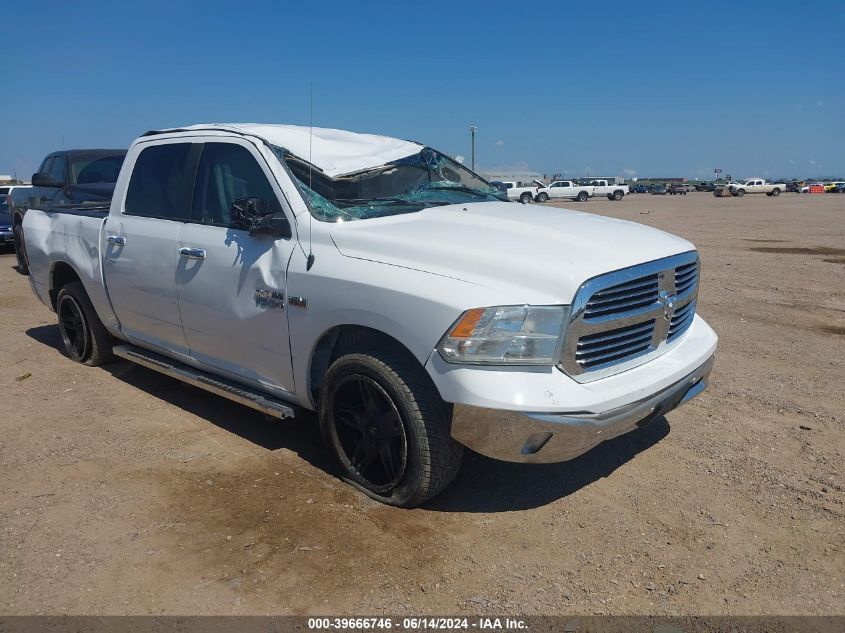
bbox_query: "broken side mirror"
[231,197,292,238]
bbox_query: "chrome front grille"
[576,319,656,368]
[583,274,659,319]
[561,251,700,381]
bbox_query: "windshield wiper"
[334,197,427,207]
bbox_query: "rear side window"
[125,143,194,220]
[192,142,277,226]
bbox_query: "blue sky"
[2,0,843,180]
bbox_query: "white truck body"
[545,180,594,202]
[728,179,785,196]
[581,179,629,200]
[23,123,717,505]
[502,180,547,203]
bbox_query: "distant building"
[479,169,545,185]
[631,177,688,185]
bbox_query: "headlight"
[437,305,569,365]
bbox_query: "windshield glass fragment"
[272,146,508,221]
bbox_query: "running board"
[112,344,296,419]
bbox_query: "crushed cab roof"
[144,123,424,178]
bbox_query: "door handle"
[178,247,206,260]
[106,235,126,246]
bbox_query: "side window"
[50,155,66,183]
[39,156,53,174]
[125,143,194,220]
[192,142,277,226]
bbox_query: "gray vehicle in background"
[8,149,126,274]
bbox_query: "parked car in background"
[728,179,785,197]
[0,188,20,248]
[823,182,845,192]
[799,183,823,193]
[502,180,547,203]
[545,180,593,202]
[785,182,800,193]
[1,185,32,269]
[23,122,716,507]
[668,184,688,195]
[651,185,668,195]
[630,184,649,194]
[693,182,715,192]
[830,183,845,194]
[9,149,127,274]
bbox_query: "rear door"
[175,139,296,395]
[102,140,198,356]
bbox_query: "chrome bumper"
[451,353,714,463]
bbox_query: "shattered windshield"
[271,146,508,221]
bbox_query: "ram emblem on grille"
[659,290,677,321]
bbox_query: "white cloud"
[623,168,636,178]
[809,159,817,166]
[493,140,505,147]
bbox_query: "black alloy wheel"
[58,293,90,362]
[327,374,408,493]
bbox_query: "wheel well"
[49,262,81,310]
[308,325,421,405]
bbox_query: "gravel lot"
[1,192,842,616]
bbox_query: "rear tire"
[735,189,745,197]
[577,191,589,202]
[519,193,532,204]
[318,344,463,507]
[56,281,113,366]
[771,188,780,196]
[13,219,29,275]
[536,192,549,203]
[613,190,624,201]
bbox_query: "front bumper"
[0,228,13,243]
[450,353,714,464]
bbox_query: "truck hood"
[330,201,694,304]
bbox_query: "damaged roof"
[144,123,425,178]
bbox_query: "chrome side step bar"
[112,344,296,419]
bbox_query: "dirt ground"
[0,192,842,616]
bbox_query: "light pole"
[469,125,476,171]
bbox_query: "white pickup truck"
[545,180,594,202]
[728,179,785,197]
[23,123,717,507]
[580,179,629,201]
[501,180,547,203]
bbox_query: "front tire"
[735,189,745,197]
[56,281,113,366]
[536,192,549,203]
[318,346,463,507]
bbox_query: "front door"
[175,140,296,395]
[103,141,197,356]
